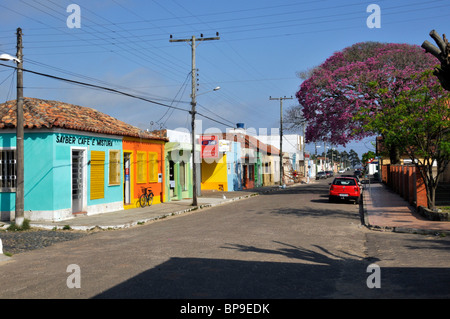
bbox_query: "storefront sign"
[55,134,113,147]
[200,135,219,159]
[218,140,231,152]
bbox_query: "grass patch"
[7,219,31,231]
[437,206,450,213]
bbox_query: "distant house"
[199,126,280,191]
[157,129,194,202]
[0,98,167,221]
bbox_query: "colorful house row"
[199,127,281,192]
[0,99,301,223]
[0,98,168,222]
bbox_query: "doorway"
[71,149,85,213]
[123,152,131,205]
[169,160,176,198]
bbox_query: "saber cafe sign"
[55,134,113,147]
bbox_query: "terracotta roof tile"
[0,97,168,141]
[219,132,280,155]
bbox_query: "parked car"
[341,174,361,184]
[316,171,327,180]
[329,177,361,204]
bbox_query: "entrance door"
[123,153,131,204]
[72,150,84,213]
[169,160,175,198]
[243,165,248,188]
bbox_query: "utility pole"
[15,28,24,226]
[269,95,293,187]
[170,33,220,206]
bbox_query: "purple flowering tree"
[294,42,439,163]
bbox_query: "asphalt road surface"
[0,179,449,304]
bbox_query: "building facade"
[0,98,167,221]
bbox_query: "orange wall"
[123,137,165,207]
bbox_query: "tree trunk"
[426,182,437,211]
[389,145,401,164]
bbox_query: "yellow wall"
[201,154,228,191]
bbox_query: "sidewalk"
[22,186,283,231]
[363,182,450,235]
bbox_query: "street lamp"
[0,28,24,226]
[197,86,220,96]
[0,53,21,64]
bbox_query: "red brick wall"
[415,167,428,208]
[382,164,428,209]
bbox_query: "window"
[137,151,147,183]
[109,150,121,185]
[333,178,356,186]
[148,152,159,182]
[90,151,105,200]
[0,149,16,191]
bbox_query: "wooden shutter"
[137,151,147,183]
[148,152,158,182]
[109,150,120,185]
[90,151,105,200]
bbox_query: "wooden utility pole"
[170,33,220,206]
[269,96,293,186]
[15,27,24,226]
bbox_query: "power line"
[0,62,189,112]
[0,62,236,130]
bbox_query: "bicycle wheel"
[139,193,147,207]
[147,193,154,206]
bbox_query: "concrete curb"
[29,192,260,231]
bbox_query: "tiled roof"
[0,97,168,140]
[220,132,280,155]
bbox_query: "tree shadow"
[92,243,362,299]
[92,240,450,299]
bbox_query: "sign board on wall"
[218,140,231,152]
[200,135,219,159]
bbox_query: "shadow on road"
[92,241,450,299]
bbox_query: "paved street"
[0,179,449,302]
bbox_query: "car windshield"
[333,178,356,186]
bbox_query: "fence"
[380,164,428,209]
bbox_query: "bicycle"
[139,186,154,207]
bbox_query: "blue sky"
[0,0,449,157]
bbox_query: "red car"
[329,177,361,204]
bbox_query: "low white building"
[256,134,305,184]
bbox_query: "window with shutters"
[0,148,16,192]
[109,150,121,185]
[90,151,105,200]
[148,152,159,183]
[137,151,147,183]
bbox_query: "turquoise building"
[1,130,122,221]
[0,98,160,222]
